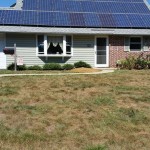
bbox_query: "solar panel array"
[0,0,150,28]
[23,0,150,14]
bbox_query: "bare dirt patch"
[70,67,101,73]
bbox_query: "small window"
[143,37,150,51]
[66,36,72,55]
[130,37,141,51]
[37,35,44,54]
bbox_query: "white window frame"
[94,36,109,68]
[129,36,143,52]
[143,36,150,51]
[36,34,73,57]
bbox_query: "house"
[0,0,150,69]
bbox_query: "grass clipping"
[70,67,101,73]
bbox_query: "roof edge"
[0,26,150,35]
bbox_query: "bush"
[62,64,74,70]
[43,63,62,70]
[74,61,91,68]
[28,65,42,70]
[148,61,150,69]
[135,57,148,69]
[121,56,136,70]
[117,54,150,70]
[7,63,27,71]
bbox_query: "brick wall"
[109,35,150,67]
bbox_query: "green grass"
[0,70,150,150]
[0,70,65,74]
[0,87,18,96]
[86,145,107,150]
[94,96,115,106]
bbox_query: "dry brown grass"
[70,68,100,73]
[0,68,100,74]
[0,70,150,150]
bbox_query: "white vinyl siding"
[67,35,95,67]
[6,34,95,67]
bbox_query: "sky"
[0,0,16,7]
[0,0,150,7]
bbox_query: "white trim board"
[94,36,109,68]
[0,33,6,69]
[1,26,150,35]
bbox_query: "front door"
[95,37,109,67]
[0,34,6,69]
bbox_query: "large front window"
[47,36,63,54]
[37,35,72,56]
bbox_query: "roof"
[0,0,150,29]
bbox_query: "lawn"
[0,68,100,74]
[0,70,150,150]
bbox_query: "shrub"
[135,58,148,69]
[121,56,136,70]
[74,61,91,68]
[133,54,148,69]
[62,64,74,70]
[7,63,27,71]
[148,61,150,69]
[117,54,150,70]
[28,65,42,70]
[43,63,62,70]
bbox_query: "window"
[130,37,142,51]
[143,37,150,51]
[47,36,63,54]
[37,35,44,54]
[66,36,72,55]
[37,35,72,56]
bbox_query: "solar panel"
[38,0,53,11]
[140,14,150,28]
[113,14,131,27]
[80,1,96,13]
[84,13,101,27]
[0,0,149,28]
[70,13,85,26]
[94,2,110,13]
[134,3,150,14]
[22,11,38,25]
[53,1,66,11]
[4,10,22,25]
[23,0,37,10]
[65,1,82,12]
[38,12,54,26]
[98,14,116,27]
[127,14,146,27]
[0,10,4,24]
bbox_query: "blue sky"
[0,0,150,7]
[0,0,16,7]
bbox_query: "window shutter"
[124,37,130,51]
[143,37,150,51]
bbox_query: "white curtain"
[47,36,63,49]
